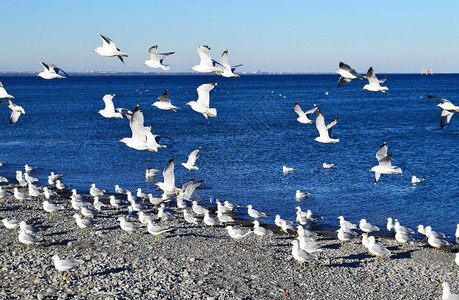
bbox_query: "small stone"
[36,294,44,300]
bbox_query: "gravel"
[0,182,457,299]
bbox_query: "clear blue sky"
[1,1,459,73]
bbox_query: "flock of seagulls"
[0,34,457,295]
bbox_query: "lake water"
[0,74,457,237]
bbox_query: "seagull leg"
[26,244,31,251]
[154,235,160,242]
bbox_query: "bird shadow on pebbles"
[389,250,414,260]
[45,238,76,247]
[90,266,131,278]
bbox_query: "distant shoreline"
[0,72,455,77]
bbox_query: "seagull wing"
[219,49,232,71]
[339,62,356,73]
[148,45,159,60]
[163,157,175,187]
[440,109,454,128]
[304,105,319,119]
[315,109,330,139]
[157,51,175,60]
[427,95,453,105]
[184,179,203,200]
[293,101,306,118]
[129,105,146,141]
[375,142,388,161]
[158,90,171,104]
[186,147,201,165]
[197,45,213,66]
[98,34,116,49]
[366,67,379,85]
[102,94,116,111]
[337,77,352,87]
[326,115,338,137]
[378,154,393,168]
[40,61,50,71]
[196,83,216,107]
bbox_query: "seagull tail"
[207,108,217,117]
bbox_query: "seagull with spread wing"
[38,61,69,79]
[93,34,128,63]
[427,95,459,128]
[151,90,179,112]
[214,49,242,77]
[363,67,388,92]
[335,62,363,87]
[155,157,179,195]
[186,83,217,119]
[369,142,402,184]
[314,109,339,143]
[144,45,174,70]
[98,94,123,119]
[0,82,14,99]
[294,101,318,124]
[190,45,219,73]
[182,147,201,172]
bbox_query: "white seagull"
[186,83,218,119]
[427,95,459,128]
[411,175,425,185]
[7,100,25,124]
[182,147,201,172]
[282,166,295,174]
[38,61,69,79]
[363,67,388,92]
[294,101,318,124]
[94,34,128,63]
[335,62,363,87]
[322,162,335,169]
[190,45,219,73]
[119,105,156,151]
[0,82,14,98]
[98,94,123,119]
[52,254,84,279]
[214,49,242,77]
[314,109,339,143]
[369,142,402,184]
[156,157,178,195]
[144,45,174,70]
[151,90,179,112]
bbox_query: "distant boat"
[421,69,433,75]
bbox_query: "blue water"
[0,74,457,237]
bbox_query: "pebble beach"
[1,180,458,300]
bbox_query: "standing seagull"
[335,62,363,87]
[38,61,69,79]
[427,95,459,128]
[98,94,123,119]
[190,45,219,73]
[93,34,128,63]
[7,100,25,124]
[214,49,242,77]
[151,90,179,112]
[314,109,339,143]
[0,82,14,99]
[144,45,175,70]
[182,147,201,172]
[369,142,402,184]
[294,101,318,124]
[363,67,388,92]
[186,83,217,119]
[52,254,84,279]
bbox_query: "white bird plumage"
[38,61,69,79]
[294,101,318,124]
[314,109,339,144]
[190,45,219,73]
[369,142,402,184]
[186,83,218,119]
[94,34,127,63]
[144,45,174,70]
[363,67,388,92]
[98,94,123,119]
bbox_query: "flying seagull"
[94,34,128,63]
[38,61,69,79]
[7,100,25,124]
[363,67,388,92]
[151,90,179,112]
[294,101,318,124]
[144,45,175,70]
[190,45,219,73]
[427,95,459,128]
[186,83,217,119]
[182,147,201,172]
[335,62,363,87]
[155,157,178,195]
[314,109,339,143]
[98,94,123,119]
[214,49,242,77]
[0,82,14,99]
[369,142,402,184]
[119,105,156,151]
